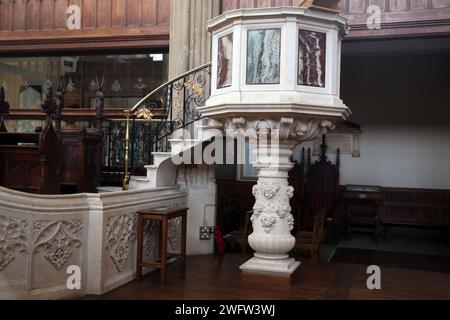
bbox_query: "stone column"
[227,117,335,280]
[241,142,300,276]
[169,0,221,78]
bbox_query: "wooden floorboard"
[87,254,450,300]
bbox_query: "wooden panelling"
[142,0,158,26]
[347,0,366,13]
[389,0,409,11]
[410,0,430,10]
[112,0,127,27]
[0,0,170,53]
[54,0,70,29]
[367,0,387,12]
[156,0,170,25]
[381,188,450,227]
[221,0,303,11]
[0,0,13,31]
[433,0,450,8]
[82,0,98,28]
[12,0,27,31]
[221,0,450,39]
[97,0,112,27]
[127,0,143,26]
[40,0,55,30]
[25,0,40,31]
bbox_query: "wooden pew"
[0,127,60,194]
[0,81,104,194]
[0,86,61,194]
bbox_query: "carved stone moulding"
[223,116,339,146]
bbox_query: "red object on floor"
[214,227,225,254]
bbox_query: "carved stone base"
[240,257,301,286]
[239,256,300,277]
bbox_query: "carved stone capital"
[222,115,337,145]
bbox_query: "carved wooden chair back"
[306,135,340,221]
[312,208,326,245]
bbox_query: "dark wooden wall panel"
[142,0,158,26]
[433,0,450,8]
[220,0,450,38]
[54,0,69,29]
[347,0,366,13]
[389,0,409,11]
[0,0,169,32]
[40,0,54,30]
[0,0,12,31]
[0,0,170,53]
[127,0,143,26]
[156,0,170,25]
[82,0,98,28]
[410,0,429,10]
[13,0,27,31]
[97,0,112,27]
[112,0,127,27]
[25,0,40,31]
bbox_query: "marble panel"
[246,29,281,85]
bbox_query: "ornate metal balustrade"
[102,63,212,189]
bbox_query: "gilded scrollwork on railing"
[110,63,211,189]
[0,215,28,271]
[32,219,83,270]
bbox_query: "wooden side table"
[136,207,188,284]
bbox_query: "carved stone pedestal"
[226,118,337,280]
[238,140,301,279]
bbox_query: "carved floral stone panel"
[298,29,327,87]
[246,29,281,85]
[251,181,295,234]
[217,33,233,89]
[33,219,83,270]
[106,213,137,273]
[0,215,28,271]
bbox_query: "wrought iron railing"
[102,62,212,189]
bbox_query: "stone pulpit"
[200,4,351,283]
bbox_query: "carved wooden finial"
[95,76,105,131]
[301,147,306,165]
[41,86,58,128]
[320,134,328,160]
[55,78,66,131]
[336,148,341,168]
[306,147,312,169]
[298,0,341,13]
[0,86,10,114]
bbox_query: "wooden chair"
[293,209,326,260]
[230,210,253,253]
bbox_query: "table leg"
[136,215,144,280]
[160,218,168,284]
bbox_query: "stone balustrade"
[0,186,187,299]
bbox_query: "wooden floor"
[92,254,450,300]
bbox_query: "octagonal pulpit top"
[201,6,350,122]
